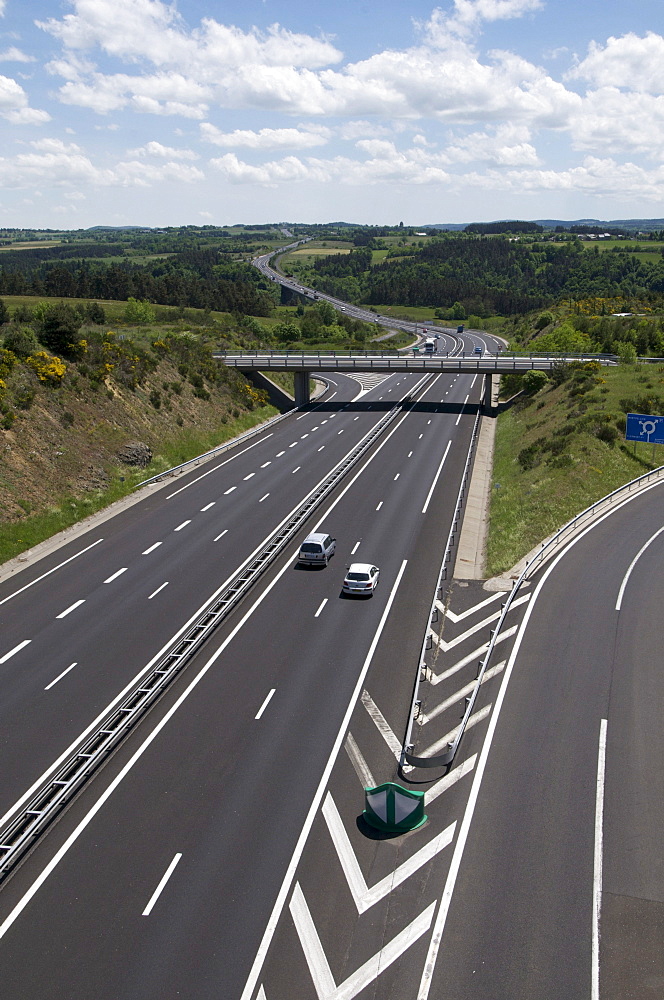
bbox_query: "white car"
[342,563,380,597]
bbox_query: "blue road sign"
[626,412,664,444]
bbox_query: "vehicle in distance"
[424,339,436,354]
[298,532,336,566]
[474,345,483,355]
[342,563,380,596]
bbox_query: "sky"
[0,0,663,229]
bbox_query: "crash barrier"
[0,387,429,882]
[134,405,297,489]
[403,461,664,770]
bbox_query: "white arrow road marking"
[289,882,436,1000]
[418,662,505,726]
[323,793,455,914]
[361,690,401,761]
[436,590,506,623]
[345,733,375,790]
[429,594,530,652]
[419,705,492,759]
[425,754,477,806]
[428,629,517,686]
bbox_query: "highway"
[0,334,487,997]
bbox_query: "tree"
[124,297,156,323]
[86,301,106,324]
[522,370,549,394]
[535,311,555,330]
[0,299,9,325]
[40,303,82,355]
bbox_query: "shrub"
[3,326,38,358]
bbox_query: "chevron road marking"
[257,988,267,1000]
[345,732,376,790]
[418,662,505,726]
[288,882,436,1000]
[424,754,477,806]
[361,690,402,761]
[419,704,492,759]
[435,591,505,623]
[429,593,530,652]
[323,793,455,914]
[428,628,517,686]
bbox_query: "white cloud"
[128,140,198,159]
[30,138,83,153]
[0,73,50,123]
[420,0,543,48]
[38,0,341,70]
[446,123,540,165]
[569,32,664,93]
[464,156,664,201]
[200,123,330,149]
[0,47,35,63]
[569,88,664,157]
[337,120,393,140]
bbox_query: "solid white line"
[243,474,255,481]
[200,503,215,511]
[142,853,182,916]
[56,600,85,620]
[351,541,361,555]
[361,690,402,760]
[314,599,328,618]
[213,529,228,541]
[470,375,477,388]
[0,639,31,664]
[174,520,191,531]
[148,582,169,600]
[259,494,270,503]
[422,441,451,514]
[592,719,608,1000]
[615,525,664,610]
[327,391,337,400]
[255,689,276,720]
[376,501,383,511]
[455,394,469,426]
[142,542,162,555]
[0,538,103,607]
[240,560,409,1000]
[44,663,78,691]
[165,436,273,499]
[103,568,127,584]
[223,487,236,495]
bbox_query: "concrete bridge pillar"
[294,371,311,407]
[482,374,496,415]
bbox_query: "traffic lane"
[257,421,480,1000]
[0,385,418,815]
[0,379,402,693]
[425,484,664,1000]
[601,519,664,996]
[0,372,478,995]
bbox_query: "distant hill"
[424,218,664,232]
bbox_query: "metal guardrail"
[134,405,297,489]
[401,397,484,769]
[0,391,418,881]
[404,461,664,769]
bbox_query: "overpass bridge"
[214,350,615,406]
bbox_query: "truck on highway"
[424,338,436,353]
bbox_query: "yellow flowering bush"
[25,351,67,383]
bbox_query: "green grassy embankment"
[487,362,664,576]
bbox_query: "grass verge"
[0,405,277,566]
